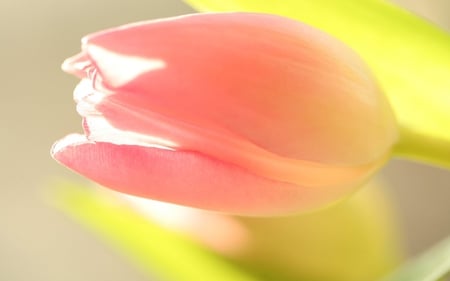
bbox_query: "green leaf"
[49,181,403,281]
[184,0,450,168]
[228,181,402,281]
[50,182,262,281]
[379,236,450,281]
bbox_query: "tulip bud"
[52,13,397,215]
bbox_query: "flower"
[52,12,397,216]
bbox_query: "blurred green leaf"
[184,0,450,168]
[227,182,402,281]
[50,181,404,281]
[379,236,450,281]
[50,182,262,281]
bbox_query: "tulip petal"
[52,135,361,215]
[184,1,450,169]
[81,87,385,189]
[74,13,397,167]
[72,77,377,192]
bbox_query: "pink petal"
[82,92,383,188]
[52,135,362,216]
[75,13,397,166]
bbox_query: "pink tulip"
[52,13,397,215]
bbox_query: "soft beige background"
[0,0,449,280]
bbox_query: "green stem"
[393,127,450,170]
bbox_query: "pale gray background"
[0,0,449,280]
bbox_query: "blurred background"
[0,0,449,280]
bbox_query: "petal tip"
[61,52,92,78]
[51,134,90,159]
